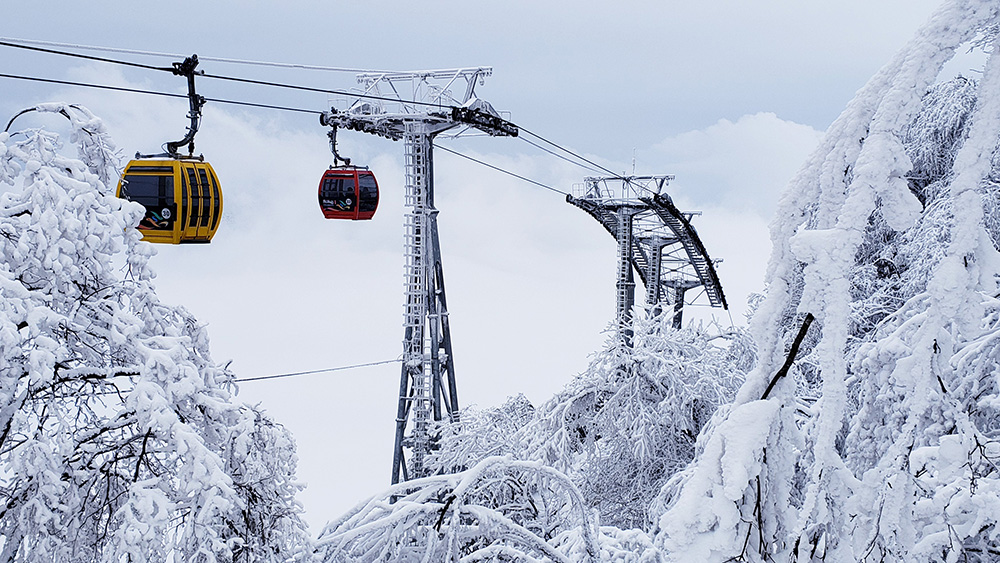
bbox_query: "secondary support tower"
[567,176,727,339]
[321,68,517,484]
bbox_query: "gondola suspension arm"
[327,126,351,167]
[166,55,205,158]
[138,54,205,159]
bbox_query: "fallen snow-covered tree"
[654,1,1000,561]
[0,103,310,562]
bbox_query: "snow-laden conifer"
[0,104,310,562]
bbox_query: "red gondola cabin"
[318,167,379,220]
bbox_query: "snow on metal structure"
[566,176,727,337]
[320,69,517,484]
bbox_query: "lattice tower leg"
[391,126,460,485]
[672,286,687,330]
[645,237,667,315]
[616,209,636,345]
[427,213,459,427]
[393,127,432,484]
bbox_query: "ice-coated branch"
[760,313,814,400]
[316,456,601,562]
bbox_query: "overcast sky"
[1,0,971,531]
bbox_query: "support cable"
[1,72,575,197]
[197,71,453,110]
[0,39,173,73]
[0,38,623,179]
[35,358,403,400]
[436,144,569,196]
[517,135,607,175]
[0,39,456,111]
[0,36,388,73]
[0,72,322,115]
[235,358,402,383]
[518,125,622,179]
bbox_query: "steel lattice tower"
[567,176,728,339]
[321,69,516,483]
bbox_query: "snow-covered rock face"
[0,105,311,563]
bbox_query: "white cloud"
[650,112,822,215]
[642,113,823,322]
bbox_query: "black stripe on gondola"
[126,166,174,173]
[208,169,221,232]
[186,168,199,228]
[198,168,211,227]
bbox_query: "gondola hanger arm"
[327,126,351,167]
[162,54,205,159]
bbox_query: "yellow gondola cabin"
[117,159,222,244]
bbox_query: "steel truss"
[321,68,516,484]
[566,176,727,336]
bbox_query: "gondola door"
[182,164,206,240]
[357,171,378,220]
[205,166,222,236]
[179,164,191,238]
[195,165,212,240]
[179,162,221,242]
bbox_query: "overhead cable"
[0,72,321,115]
[518,125,622,179]
[436,144,569,196]
[2,72,575,198]
[32,358,403,399]
[197,71,453,110]
[0,39,622,191]
[0,39,172,73]
[518,135,607,175]
[235,358,402,383]
[0,38,620,179]
[0,37,499,79]
[1,72,590,199]
[0,36,389,73]
[0,39,462,111]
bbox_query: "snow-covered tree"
[0,103,310,562]
[431,310,750,532]
[654,1,1000,561]
[316,455,665,562]
[330,310,747,561]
